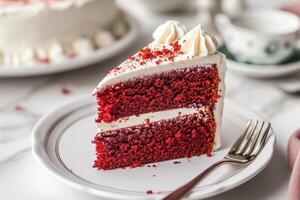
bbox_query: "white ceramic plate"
[227,59,300,78]
[32,97,275,200]
[0,12,138,78]
[218,45,300,78]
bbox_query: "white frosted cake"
[0,0,127,66]
[92,21,227,170]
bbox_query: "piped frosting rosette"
[152,21,218,59]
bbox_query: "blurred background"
[1,0,300,199]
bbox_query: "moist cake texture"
[93,21,226,170]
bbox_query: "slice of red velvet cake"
[92,21,226,170]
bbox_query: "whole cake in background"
[93,21,227,170]
[0,0,126,66]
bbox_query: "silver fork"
[163,120,272,200]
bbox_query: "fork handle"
[163,160,227,200]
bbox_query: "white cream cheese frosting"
[0,0,127,66]
[95,21,220,88]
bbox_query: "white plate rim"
[0,11,139,78]
[32,97,275,200]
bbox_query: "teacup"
[215,9,300,65]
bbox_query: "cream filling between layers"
[97,106,222,150]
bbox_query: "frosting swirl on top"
[152,21,187,46]
[179,24,218,57]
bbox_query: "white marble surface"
[0,0,298,199]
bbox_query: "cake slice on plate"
[93,21,226,170]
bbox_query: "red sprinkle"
[191,129,197,138]
[61,87,71,95]
[39,58,49,64]
[146,190,153,195]
[69,53,76,58]
[14,105,24,112]
[144,118,150,125]
[172,41,181,52]
[175,132,182,138]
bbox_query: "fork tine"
[234,120,259,154]
[242,121,266,156]
[250,122,271,156]
[229,120,255,154]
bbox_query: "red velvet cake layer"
[93,111,216,170]
[96,64,220,123]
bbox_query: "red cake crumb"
[39,58,50,64]
[61,86,71,95]
[93,110,215,170]
[206,151,212,157]
[126,41,182,69]
[96,65,220,123]
[69,53,76,58]
[146,190,153,195]
[144,118,150,125]
[173,161,181,164]
[14,105,24,112]
[175,132,182,138]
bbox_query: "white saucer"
[218,45,300,78]
[0,12,138,78]
[227,59,300,78]
[32,97,275,200]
